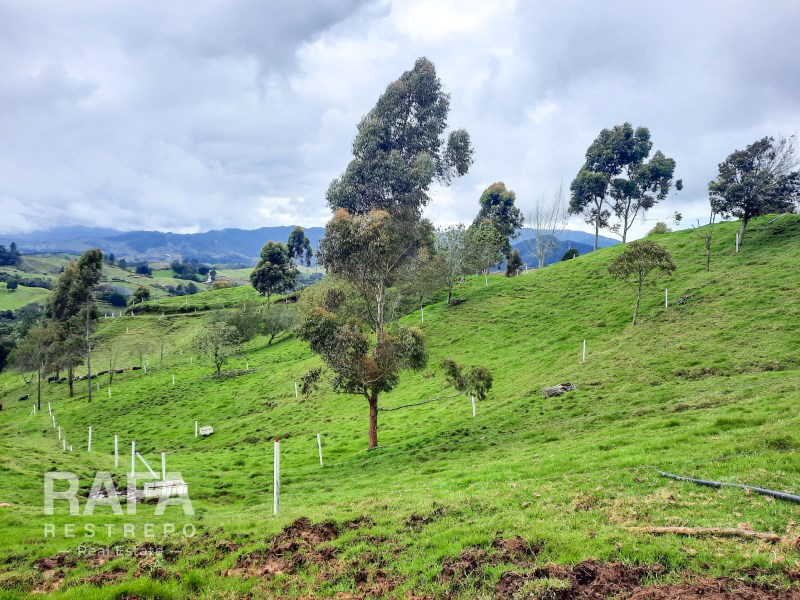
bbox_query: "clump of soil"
[403,507,447,531]
[494,561,798,599]
[224,517,344,579]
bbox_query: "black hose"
[657,470,800,504]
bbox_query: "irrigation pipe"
[657,470,800,504]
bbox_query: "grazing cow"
[47,376,59,383]
[19,394,30,401]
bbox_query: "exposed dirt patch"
[494,561,800,599]
[403,507,447,531]
[492,536,543,562]
[80,568,127,587]
[224,517,343,579]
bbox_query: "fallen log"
[627,526,782,543]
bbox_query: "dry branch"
[627,526,782,543]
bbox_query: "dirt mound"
[403,507,447,531]
[492,536,542,561]
[494,561,800,599]
[225,517,343,579]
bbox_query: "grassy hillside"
[0,215,798,598]
[0,284,50,311]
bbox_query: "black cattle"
[19,394,30,401]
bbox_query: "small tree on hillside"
[15,321,60,410]
[131,340,154,368]
[561,248,579,261]
[474,182,524,258]
[440,359,493,402]
[648,222,671,235]
[435,224,469,304]
[6,280,17,292]
[262,304,296,345]
[525,185,568,268]
[569,168,610,251]
[465,221,505,286]
[222,303,262,342]
[692,209,716,272]
[194,322,242,376]
[299,308,426,449]
[287,227,313,267]
[708,134,800,244]
[130,285,150,305]
[250,241,298,307]
[608,241,676,325]
[505,249,523,277]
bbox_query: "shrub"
[648,222,671,235]
[561,248,579,261]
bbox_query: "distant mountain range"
[1,226,618,265]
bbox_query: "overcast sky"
[1,0,798,239]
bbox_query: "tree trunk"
[68,367,74,398]
[594,217,599,251]
[484,270,488,286]
[447,284,452,305]
[368,395,378,449]
[86,304,92,403]
[633,278,642,325]
[740,218,748,245]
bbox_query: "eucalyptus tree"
[608,241,676,325]
[302,57,473,449]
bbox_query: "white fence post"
[88,426,92,452]
[317,433,323,466]
[172,374,175,386]
[161,450,166,481]
[62,439,66,451]
[582,339,587,363]
[471,394,476,417]
[48,402,51,415]
[736,232,740,253]
[194,420,198,438]
[273,438,280,516]
[52,414,55,428]
[108,387,112,398]
[665,288,669,308]
[58,425,61,440]
[294,382,298,398]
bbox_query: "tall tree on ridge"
[571,123,678,245]
[709,134,800,244]
[287,226,313,267]
[250,241,298,307]
[303,57,473,449]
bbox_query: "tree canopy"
[709,135,800,243]
[287,226,313,267]
[608,240,676,325]
[571,123,678,246]
[474,182,524,257]
[250,241,298,305]
[326,57,473,220]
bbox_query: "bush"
[648,222,671,235]
[561,248,579,261]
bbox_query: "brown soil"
[493,561,800,599]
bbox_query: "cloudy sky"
[1,0,798,240]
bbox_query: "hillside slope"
[0,215,798,598]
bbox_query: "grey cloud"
[0,0,798,240]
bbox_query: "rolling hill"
[0,215,798,598]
